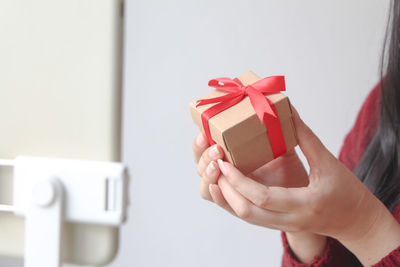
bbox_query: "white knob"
[32,180,56,207]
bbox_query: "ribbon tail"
[264,97,287,158]
[247,88,278,123]
[252,76,286,94]
[248,88,286,158]
[264,115,287,158]
[196,91,242,107]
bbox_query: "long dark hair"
[355,1,400,211]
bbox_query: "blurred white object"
[0,157,129,267]
[13,157,128,225]
[0,0,125,265]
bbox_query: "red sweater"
[281,85,400,266]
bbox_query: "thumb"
[291,106,330,168]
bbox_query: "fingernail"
[196,133,207,147]
[217,159,227,176]
[206,161,217,178]
[208,145,220,158]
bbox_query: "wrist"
[339,201,400,266]
[286,232,327,263]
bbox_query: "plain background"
[1,0,390,267]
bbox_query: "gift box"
[189,71,297,174]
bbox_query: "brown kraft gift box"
[189,71,297,174]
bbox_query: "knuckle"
[197,165,203,176]
[201,151,212,166]
[236,203,252,220]
[255,191,270,208]
[229,173,241,186]
[309,168,323,184]
[199,189,211,201]
[301,123,317,140]
[224,170,243,187]
[192,141,202,163]
[197,157,206,176]
[201,172,211,185]
[201,171,215,186]
[199,182,211,201]
[202,147,212,162]
[305,129,316,141]
[192,138,198,151]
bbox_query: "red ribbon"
[196,76,287,158]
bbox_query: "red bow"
[197,76,287,158]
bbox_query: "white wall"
[113,1,389,267]
[0,1,389,267]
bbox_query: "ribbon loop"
[207,78,244,93]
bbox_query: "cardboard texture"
[190,71,298,174]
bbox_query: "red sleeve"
[281,233,359,267]
[371,246,400,267]
[282,85,381,267]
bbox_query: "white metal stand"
[25,178,63,267]
[0,156,129,267]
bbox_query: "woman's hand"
[192,131,309,203]
[211,108,400,266]
[192,113,326,263]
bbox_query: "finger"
[209,184,235,214]
[291,106,330,168]
[200,161,221,201]
[197,144,224,176]
[200,180,212,201]
[193,133,209,163]
[209,184,280,231]
[218,176,287,228]
[218,160,305,212]
[202,161,220,185]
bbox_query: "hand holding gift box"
[189,71,297,174]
